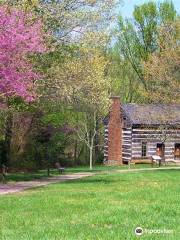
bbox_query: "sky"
[120,0,180,18]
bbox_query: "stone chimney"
[107,96,122,165]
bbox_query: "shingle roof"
[103,104,180,126]
[122,104,180,126]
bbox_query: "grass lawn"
[3,164,134,182]
[4,163,177,182]
[0,169,179,239]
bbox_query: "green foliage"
[1,0,178,171]
[115,1,177,88]
[159,0,177,22]
[109,1,178,103]
[0,0,119,170]
[143,19,180,103]
[42,107,82,127]
[108,47,144,103]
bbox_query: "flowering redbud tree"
[0,6,46,102]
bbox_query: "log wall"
[104,126,180,163]
[122,128,132,162]
[104,125,108,163]
[131,128,180,161]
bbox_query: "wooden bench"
[55,162,65,174]
[151,155,163,167]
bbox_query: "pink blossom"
[0,6,46,101]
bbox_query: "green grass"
[0,169,179,239]
[2,165,131,182]
[4,163,178,182]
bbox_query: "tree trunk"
[4,112,13,166]
[94,117,99,162]
[45,144,50,176]
[9,112,34,170]
[47,167,50,177]
[74,139,78,163]
[89,147,93,170]
[85,144,88,164]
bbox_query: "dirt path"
[1,167,179,195]
[0,172,94,195]
[115,166,180,173]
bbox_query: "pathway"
[0,172,94,195]
[1,167,179,195]
[115,166,180,173]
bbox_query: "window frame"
[141,141,147,157]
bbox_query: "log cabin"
[104,97,180,165]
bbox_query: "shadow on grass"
[62,176,129,185]
[62,168,180,185]
[151,169,180,174]
[5,173,48,182]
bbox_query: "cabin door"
[174,143,180,159]
[156,143,165,158]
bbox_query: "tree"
[115,1,177,88]
[143,20,180,103]
[0,0,118,171]
[0,0,39,9]
[39,0,119,43]
[47,48,110,169]
[0,5,47,174]
[0,5,46,102]
[2,0,120,43]
[107,47,144,103]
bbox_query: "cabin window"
[142,142,147,157]
[174,143,180,159]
